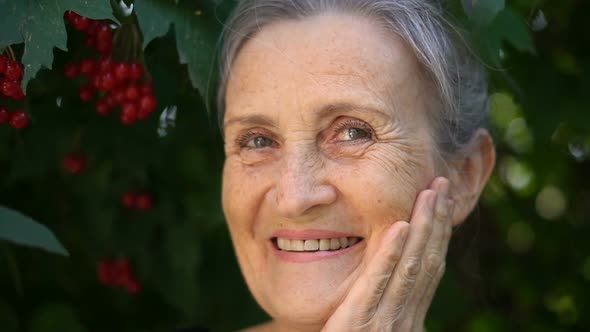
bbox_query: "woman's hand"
[322,177,454,332]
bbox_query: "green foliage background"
[0,0,588,331]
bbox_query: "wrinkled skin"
[221,12,495,332]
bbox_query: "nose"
[273,148,337,219]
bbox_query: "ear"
[448,128,496,226]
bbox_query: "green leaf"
[0,0,115,89]
[464,0,505,26]
[0,0,26,46]
[493,8,535,53]
[472,8,535,65]
[134,0,218,96]
[0,206,69,256]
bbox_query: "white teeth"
[292,239,304,251]
[283,239,291,251]
[339,237,348,248]
[330,238,340,250]
[319,239,331,250]
[304,239,319,251]
[276,237,361,252]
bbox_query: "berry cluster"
[64,10,112,55]
[0,54,29,129]
[63,11,157,125]
[121,191,154,211]
[97,257,141,294]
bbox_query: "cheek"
[331,143,435,225]
[222,157,273,231]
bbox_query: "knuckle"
[424,253,443,277]
[400,257,421,282]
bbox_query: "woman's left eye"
[333,120,373,142]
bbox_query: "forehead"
[225,12,426,123]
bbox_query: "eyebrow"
[223,101,390,131]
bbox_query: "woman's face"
[222,13,440,328]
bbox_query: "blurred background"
[0,0,588,331]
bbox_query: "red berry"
[111,258,132,286]
[64,10,79,24]
[112,87,126,105]
[0,106,9,124]
[139,94,157,114]
[4,61,23,80]
[135,192,153,210]
[120,103,138,125]
[98,57,113,73]
[96,39,112,55]
[79,84,95,101]
[125,275,142,294]
[73,15,90,31]
[137,108,150,120]
[87,20,100,36]
[1,80,20,98]
[103,93,117,108]
[79,58,96,76]
[0,56,6,74]
[97,259,115,285]
[96,24,112,41]
[113,63,130,82]
[9,110,29,129]
[125,84,140,101]
[85,36,96,49]
[91,74,102,90]
[101,72,116,90]
[63,152,87,174]
[95,99,112,115]
[64,62,79,78]
[121,192,136,209]
[128,62,144,80]
[139,82,154,95]
[12,85,25,100]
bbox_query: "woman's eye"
[238,133,274,149]
[244,136,275,149]
[333,119,373,142]
[344,128,371,140]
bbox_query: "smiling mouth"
[272,237,363,252]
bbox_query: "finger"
[377,189,438,321]
[405,177,452,327]
[413,195,456,328]
[327,221,410,328]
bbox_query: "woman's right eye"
[237,132,277,149]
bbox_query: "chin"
[244,239,367,329]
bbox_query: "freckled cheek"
[222,160,273,230]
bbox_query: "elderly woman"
[216,0,496,331]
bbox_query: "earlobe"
[448,128,496,226]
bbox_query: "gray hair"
[216,0,489,155]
